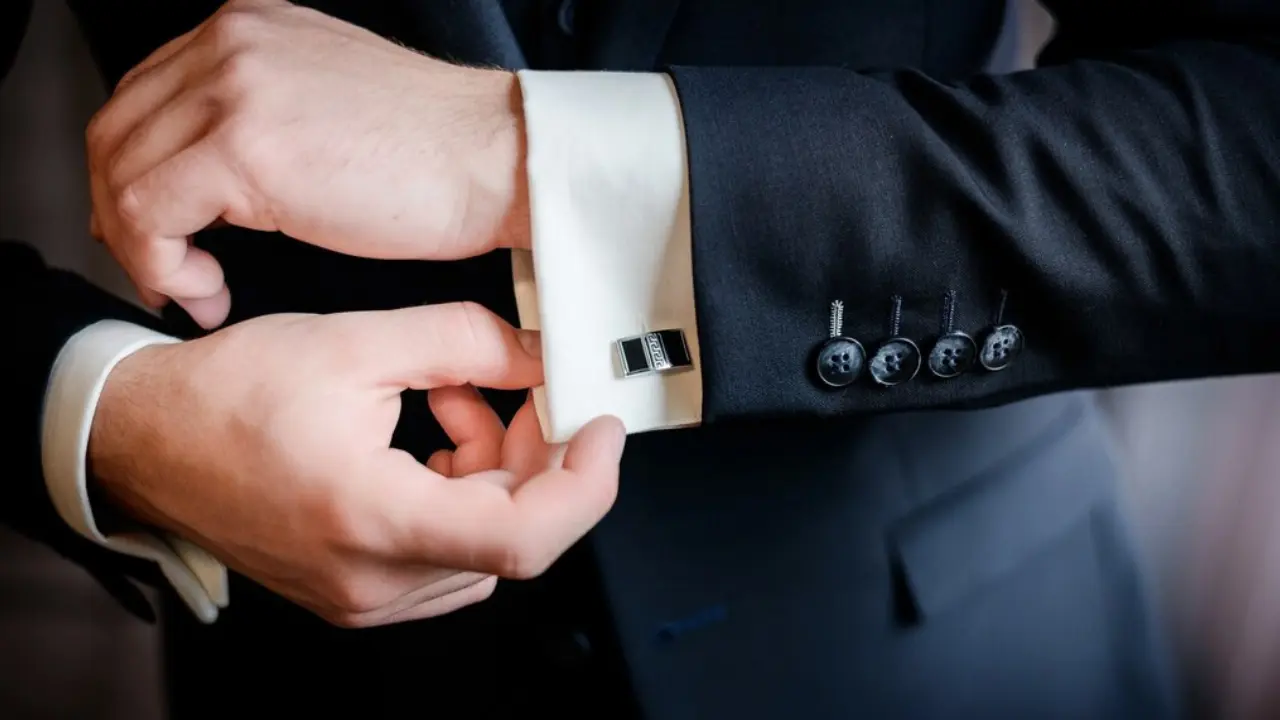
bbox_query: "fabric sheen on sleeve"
[41,320,228,622]
[512,70,702,443]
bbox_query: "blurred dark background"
[4,1,1280,717]
[0,1,162,719]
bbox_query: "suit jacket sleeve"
[669,0,1280,423]
[0,240,172,617]
[0,0,30,85]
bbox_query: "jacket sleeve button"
[927,332,977,379]
[869,338,921,387]
[816,337,866,388]
[979,324,1024,371]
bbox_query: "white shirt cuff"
[40,320,228,623]
[513,70,702,444]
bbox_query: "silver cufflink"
[616,329,694,378]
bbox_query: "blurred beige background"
[2,1,1278,718]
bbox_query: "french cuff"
[513,70,702,444]
[40,320,228,623]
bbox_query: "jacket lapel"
[581,0,684,71]
[397,0,528,69]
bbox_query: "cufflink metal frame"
[616,329,694,378]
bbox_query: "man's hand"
[88,303,624,627]
[86,0,528,328]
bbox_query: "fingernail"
[518,330,542,358]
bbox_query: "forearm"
[671,14,1280,422]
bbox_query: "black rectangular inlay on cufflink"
[616,329,693,378]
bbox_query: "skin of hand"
[85,0,529,328]
[88,302,625,627]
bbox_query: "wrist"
[87,343,172,526]
[468,68,531,252]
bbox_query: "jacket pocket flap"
[889,405,1112,620]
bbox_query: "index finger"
[109,141,239,327]
[375,415,625,578]
[350,303,544,391]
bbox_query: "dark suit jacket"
[8,0,1280,716]
[0,241,172,621]
[0,0,168,604]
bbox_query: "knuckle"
[322,574,386,618]
[454,301,505,365]
[103,152,133,195]
[418,302,496,385]
[207,8,265,50]
[114,67,142,94]
[211,51,263,99]
[113,183,150,233]
[334,589,382,617]
[454,300,491,319]
[452,301,494,340]
[323,605,375,629]
[84,110,111,157]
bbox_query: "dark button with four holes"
[817,337,866,388]
[869,338,922,387]
[928,332,978,379]
[979,324,1024,371]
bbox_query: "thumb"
[371,415,625,579]
[358,303,543,391]
[500,415,626,576]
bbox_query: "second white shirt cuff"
[513,70,703,444]
[41,320,228,623]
